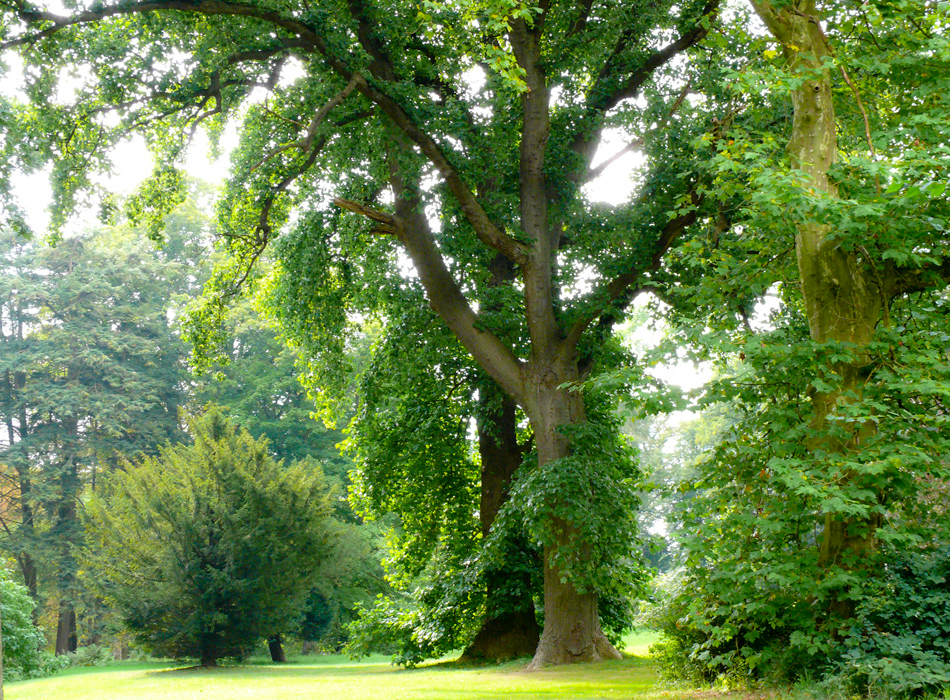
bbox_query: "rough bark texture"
[750,0,885,586]
[461,610,540,662]
[525,366,621,668]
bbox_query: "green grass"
[2,631,720,700]
[7,655,682,700]
[623,628,662,657]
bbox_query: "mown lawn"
[7,630,739,700]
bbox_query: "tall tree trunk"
[526,366,620,668]
[55,603,77,655]
[54,414,82,655]
[750,0,886,611]
[461,391,540,661]
[14,463,38,604]
[267,635,287,663]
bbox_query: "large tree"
[1,0,723,665]
[743,0,950,607]
[0,227,188,652]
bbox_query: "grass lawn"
[8,631,739,700]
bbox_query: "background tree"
[0,0,727,665]
[83,408,336,667]
[0,227,188,653]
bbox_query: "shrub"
[834,547,950,698]
[1,568,45,680]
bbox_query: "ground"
[6,631,774,700]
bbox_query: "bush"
[833,547,950,698]
[71,644,114,667]
[1,568,45,680]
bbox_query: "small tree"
[83,408,335,667]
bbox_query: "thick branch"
[890,256,950,298]
[334,198,398,235]
[338,164,527,405]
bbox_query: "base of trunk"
[528,627,621,669]
[459,610,540,662]
[268,635,287,663]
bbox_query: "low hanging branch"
[333,197,399,235]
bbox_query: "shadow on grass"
[144,654,655,685]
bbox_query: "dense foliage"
[83,408,336,666]
[640,0,950,694]
[1,566,46,679]
[0,225,189,652]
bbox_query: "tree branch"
[344,0,528,267]
[585,79,692,182]
[568,0,720,173]
[564,189,703,349]
[337,158,528,405]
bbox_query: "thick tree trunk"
[526,368,620,668]
[751,0,886,610]
[461,391,540,661]
[267,635,287,663]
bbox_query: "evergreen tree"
[83,408,336,667]
[0,227,188,651]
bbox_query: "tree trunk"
[526,368,620,668]
[55,603,77,655]
[750,0,886,611]
[461,390,540,661]
[200,645,218,668]
[267,635,287,663]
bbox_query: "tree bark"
[267,634,287,663]
[525,365,621,668]
[55,603,77,655]
[461,390,540,661]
